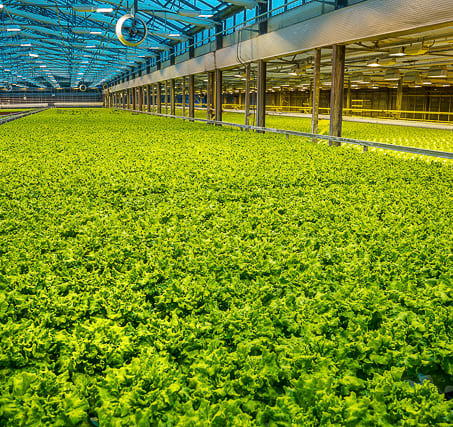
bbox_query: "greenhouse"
[0,0,452,425]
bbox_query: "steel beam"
[156,83,162,114]
[182,77,186,118]
[396,79,403,118]
[346,80,351,112]
[147,85,151,113]
[189,75,195,121]
[207,71,215,122]
[170,79,176,116]
[329,44,345,143]
[165,81,169,115]
[140,87,143,112]
[215,69,223,123]
[312,48,321,139]
[257,60,266,129]
[245,64,251,130]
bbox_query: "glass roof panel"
[0,0,236,88]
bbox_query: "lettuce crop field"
[175,108,453,156]
[0,109,452,425]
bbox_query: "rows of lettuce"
[0,109,452,425]
[171,107,453,156]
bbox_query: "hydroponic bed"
[0,109,452,425]
[173,108,453,156]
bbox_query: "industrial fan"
[116,0,148,47]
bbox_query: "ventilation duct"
[384,70,401,81]
[403,71,420,82]
[405,42,430,56]
[350,73,370,83]
[389,47,405,57]
[379,57,396,66]
[427,67,447,78]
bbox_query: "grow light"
[389,47,406,57]
[367,59,380,67]
[427,67,447,78]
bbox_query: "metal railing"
[222,103,453,124]
[116,107,453,160]
[0,108,48,126]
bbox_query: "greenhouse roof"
[0,0,245,89]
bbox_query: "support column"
[182,77,186,118]
[215,69,222,123]
[147,84,151,112]
[329,44,346,144]
[165,81,169,115]
[156,83,162,114]
[207,71,215,121]
[312,48,321,138]
[141,87,145,111]
[346,80,351,112]
[170,79,176,116]
[245,64,251,129]
[133,87,137,111]
[127,89,131,109]
[257,59,266,129]
[189,74,195,121]
[396,79,403,118]
[138,87,142,111]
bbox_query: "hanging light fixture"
[367,58,380,67]
[384,70,401,81]
[389,47,406,57]
[427,67,447,78]
[404,42,430,56]
[379,57,396,66]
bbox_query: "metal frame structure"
[103,0,453,142]
[0,0,262,89]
